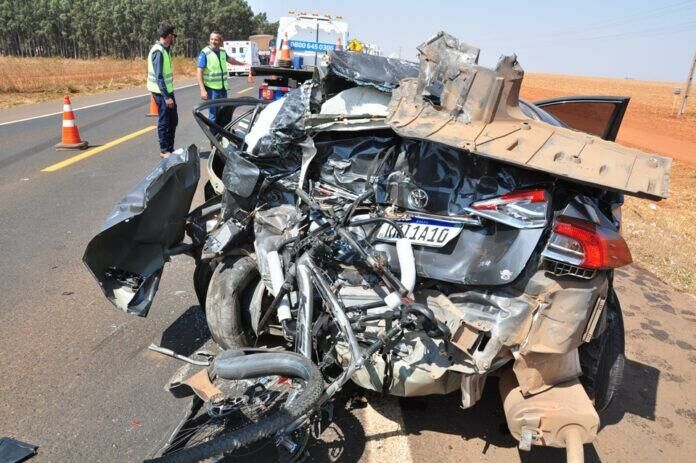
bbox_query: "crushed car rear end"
[83,31,671,460]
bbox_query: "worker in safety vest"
[196,31,244,124]
[147,23,179,158]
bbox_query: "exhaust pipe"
[295,254,314,358]
[498,369,598,461]
[561,426,585,463]
[267,250,291,322]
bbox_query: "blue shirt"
[197,49,220,68]
[151,43,173,98]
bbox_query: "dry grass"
[622,162,696,292]
[521,73,696,162]
[521,73,696,293]
[0,56,197,108]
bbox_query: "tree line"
[0,0,278,59]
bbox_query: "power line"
[514,28,695,52]
[480,0,696,42]
[522,20,696,47]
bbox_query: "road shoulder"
[0,78,198,125]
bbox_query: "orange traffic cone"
[55,95,88,150]
[335,36,343,52]
[278,32,293,68]
[147,95,159,117]
[269,46,277,66]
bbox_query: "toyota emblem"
[408,189,429,208]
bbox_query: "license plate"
[376,217,463,248]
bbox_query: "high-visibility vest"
[202,46,229,90]
[147,43,174,94]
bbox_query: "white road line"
[0,82,202,127]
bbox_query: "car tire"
[579,289,625,413]
[193,259,218,310]
[205,256,259,349]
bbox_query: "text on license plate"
[376,217,463,247]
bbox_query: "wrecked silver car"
[84,32,671,462]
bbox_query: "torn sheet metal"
[386,139,551,216]
[222,85,315,202]
[313,130,398,196]
[220,149,260,198]
[268,82,314,147]
[244,97,285,154]
[512,350,582,396]
[415,32,480,106]
[83,146,200,316]
[0,437,37,463]
[326,51,419,92]
[386,31,671,200]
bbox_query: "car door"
[533,96,630,141]
[83,146,200,317]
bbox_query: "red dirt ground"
[520,73,696,165]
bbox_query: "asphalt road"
[1,79,695,463]
[0,77,255,461]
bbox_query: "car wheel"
[205,256,260,349]
[579,289,625,413]
[193,259,218,309]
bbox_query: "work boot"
[159,151,171,158]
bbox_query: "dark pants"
[206,87,228,124]
[153,93,178,153]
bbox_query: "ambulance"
[223,40,260,76]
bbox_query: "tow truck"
[252,10,348,101]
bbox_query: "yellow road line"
[42,126,156,172]
[237,87,254,94]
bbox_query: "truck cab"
[252,12,350,101]
[272,13,348,68]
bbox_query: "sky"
[247,0,696,82]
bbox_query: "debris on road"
[0,437,38,463]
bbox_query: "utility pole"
[678,51,696,116]
[671,87,682,115]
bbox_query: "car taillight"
[261,83,274,100]
[468,189,548,228]
[542,216,632,269]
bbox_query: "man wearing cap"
[196,31,244,125]
[147,23,178,158]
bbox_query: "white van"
[223,40,260,76]
[274,14,349,68]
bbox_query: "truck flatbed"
[251,65,315,82]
